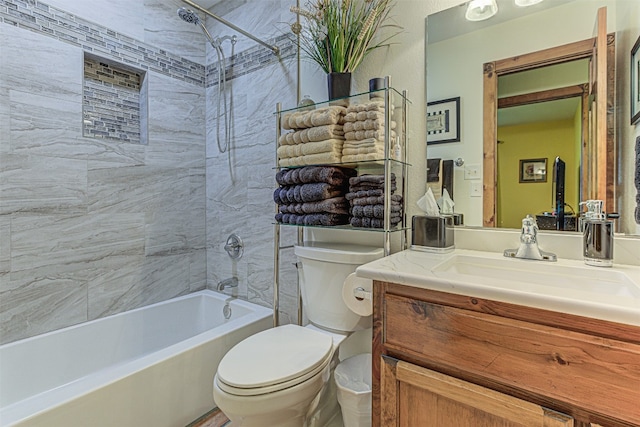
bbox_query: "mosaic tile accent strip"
[83,56,144,144]
[0,0,205,87]
[206,34,296,88]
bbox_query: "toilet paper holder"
[353,287,372,301]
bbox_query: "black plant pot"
[327,72,351,101]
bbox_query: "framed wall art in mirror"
[427,97,460,144]
[632,33,640,125]
[519,158,547,183]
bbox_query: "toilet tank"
[294,242,384,332]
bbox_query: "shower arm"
[180,0,279,56]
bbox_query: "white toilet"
[213,242,383,427]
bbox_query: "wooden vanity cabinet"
[372,281,640,427]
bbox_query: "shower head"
[178,7,216,48]
[177,7,199,25]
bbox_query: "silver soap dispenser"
[580,200,613,267]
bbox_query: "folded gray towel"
[349,183,397,193]
[350,204,402,219]
[274,183,346,204]
[345,189,384,200]
[350,216,401,229]
[278,197,349,215]
[349,173,396,187]
[276,166,356,186]
[349,194,403,206]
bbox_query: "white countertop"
[356,248,640,327]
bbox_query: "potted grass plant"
[291,0,401,100]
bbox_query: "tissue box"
[411,215,454,253]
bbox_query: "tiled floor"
[187,408,229,427]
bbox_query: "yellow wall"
[497,119,579,229]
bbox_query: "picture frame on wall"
[427,97,460,144]
[519,158,547,183]
[631,34,640,125]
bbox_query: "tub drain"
[223,303,232,319]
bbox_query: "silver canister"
[583,219,613,267]
[411,215,454,253]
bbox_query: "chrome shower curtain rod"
[180,0,279,55]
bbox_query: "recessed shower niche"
[82,53,148,144]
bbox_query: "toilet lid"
[217,324,333,391]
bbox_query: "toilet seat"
[216,324,334,396]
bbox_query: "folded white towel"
[344,119,396,133]
[345,129,397,141]
[279,125,345,145]
[282,106,346,130]
[277,139,344,159]
[343,138,381,148]
[341,153,384,163]
[342,146,385,156]
[347,100,386,113]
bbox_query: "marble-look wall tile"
[145,207,205,256]
[0,41,8,155]
[0,154,87,215]
[87,166,192,214]
[0,217,10,275]
[0,276,88,345]
[87,253,191,320]
[189,248,207,292]
[145,72,206,169]
[10,214,145,274]
[84,140,146,170]
[9,90,84,159]
[1,23,83,101]
[144,0,205,64]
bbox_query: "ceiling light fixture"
[465,0,499,22]
[515,0,544,7]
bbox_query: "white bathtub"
[0,290,272,427]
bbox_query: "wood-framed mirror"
[482,7,615,228]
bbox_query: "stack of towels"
[273,166,356,226]
[346,174,403,228]
[341,100,396,163]
[278,106,347,167]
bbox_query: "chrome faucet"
[504,215,557,261]
[217,277,239,291]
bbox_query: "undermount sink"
[431,254,640,299]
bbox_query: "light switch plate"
[470,181,482,197]
[464,164,481,180]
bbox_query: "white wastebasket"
[334,353,372,427]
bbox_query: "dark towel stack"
[274,166,356,226]
[346,174,402,229]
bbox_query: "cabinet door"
[381,356,573,427]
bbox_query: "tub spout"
[217,277,239,291]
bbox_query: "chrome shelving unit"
[272,76,410,327]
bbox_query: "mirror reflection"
[426,0,639,235]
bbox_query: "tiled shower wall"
[203,1,299,324]
[0,0,298,345]
[0,0,207,345]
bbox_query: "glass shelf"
[274,222,410,233]
[275,87,411,114]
